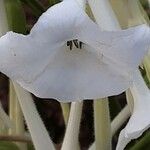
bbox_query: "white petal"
[15,45,133,101]
[0,32,63,83]
[77,23,150,70]
[0,31,134,101]
[0,0,149,101]
[30,0,89,42]
[116,70,150,150]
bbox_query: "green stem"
[94,99,111,150]
[60,103,70,125]
[4,0,26,33]
[0,0,9,36]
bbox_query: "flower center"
[67,39,83,50]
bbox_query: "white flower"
[116,70,150,150]
[0,0,149,101]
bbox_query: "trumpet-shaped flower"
[0,0,149,101]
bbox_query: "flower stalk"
[61,102,83,150]
[0,0,9,36]
[9,81,17,135]
[15,97,27,150]
[94,99,111,150]
[88,0,120,30]
[126,89,134,113]
[111,105,130,136]
[60,103,70,125]
[13,82,55,150]
[9,81,27,150]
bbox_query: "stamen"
[67,41,73,50]
[70,41,73,50]
[73,40,79,48]
[67,41,70,46]
[67,40,83,50]
[79,42,82,49]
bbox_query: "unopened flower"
[0,0,149,101]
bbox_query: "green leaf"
[4,0,27,34]
[28,144,35,150]
[129,131,150,150]
[48,0,61,6]
[0,141,19,150]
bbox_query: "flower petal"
[0,0,149,101]
[0,32,62,83]
[116,70,150,150]
[15,45,133,101]
[30,0,88,43]
[77,22,150,70]
[0,30,135,101]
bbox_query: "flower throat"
[67,39,83,50]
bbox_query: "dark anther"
[73,39,79,48]
[67,41,70,46]
[79,42,82,49]
[67,41,73,50]
[67,39,83,50]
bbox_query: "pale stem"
[9,81,17,135]
[88,0,120,30]
[122,0,150,83]
[94,99,111,150]
[111,0,150,111]
[125,89,134,113]
[111,105,130,136]
[110,0,150,114]
[0,119,7,134]
[0,0,8,36]
[15,98,27,150]
[109,0,129,28]
[144,55,150,82]
[62,1,84,149]
[89,105,130,150]
[60,103,70,125]
[0,135,31,143]
[13,82,55,150]
[0,102,13,129]
[61,102,83,150]
[88,1,120,150]
[126,0,147,26]
[9,81,27,150]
